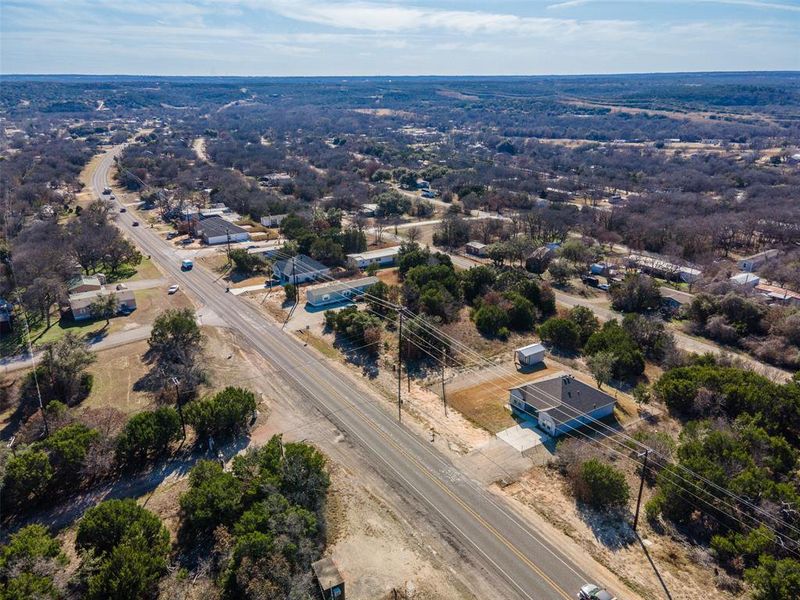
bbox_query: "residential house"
[358,203,378,217]
[274,255,331,284]
[525,246,555,274]
[305,276,379,307]
[755,283,800,306]
[465,241,488,257]
[514,343,545,368]
[68,288,136,321]
[508,372,616,437]
[738,249,780,273]
[68,275,105,294]
[196,216,250,245]
[730,272,760,288]
[260,214,288,228]
[626,253,701,283]
[346,246,401,270]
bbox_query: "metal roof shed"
[515,343,545,367]
[312,557,345,599]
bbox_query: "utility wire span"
[232,247,800,548]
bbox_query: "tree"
[610,274,662,313]
[538,318,580,352]
[147,308,205,398]
[461,266,496,305]
[184,387,258,441]
[622,313,674,361]
[76,499,169,600]
[103,237,142,275]
[42,422,100,480]
[558,239,594,269]
[746,556,800,600]
[504,292,537,331]
[473,303,510,337]
[567,306,599,346]
[548,259,574,285]
[89,293,118,326]
[86,535,168,600]
[284,283,297,303]
[77,498,169,558]
[229,249,265,275]
[584,321,645,380]
[115,407,182,465]
[2,450,53,506]
[180,460,243,536]
[574,458,630,510]
[586,351,615,389]
[405,225,421,244]
[40,332,96,404]
[0,524,66,600]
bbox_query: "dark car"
[120,207,127,213]
[132,221,140,227]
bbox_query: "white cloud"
[256,0,636,37]
[548,0,800,12]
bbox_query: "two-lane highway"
[94,146,608,600]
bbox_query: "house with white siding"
[508,372,615,437]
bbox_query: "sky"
[1,0,799,76]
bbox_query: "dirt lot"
[445,355,641,435]
[507,463,740,600]
[51,323,492,599]
[447,364,561,433]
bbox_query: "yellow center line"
[296,354,573,600]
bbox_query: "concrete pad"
[496,421,550,455]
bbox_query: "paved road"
[1,325,153,374]
[96,149,606,599]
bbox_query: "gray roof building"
[509,372,616,437]
[274,255,331,283]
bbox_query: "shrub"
[115,407,182,465]
[574,458,630,510]
[184,387,258,441]
[77,498,169,559]
[538,318,580,351]
[609,274,662,313]
[473,303,510,336]
[567,306,599,346]
[584,320,645,379]
[284,283,297,302]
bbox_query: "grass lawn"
[99,256,162,283]
[0,288,191,358]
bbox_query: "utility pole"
[441,346,447,417]
[633,448,650,531]
[397,309,403,422]
[226,229,232,262]
[172,377,186,440]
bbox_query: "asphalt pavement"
[95,147,602,599]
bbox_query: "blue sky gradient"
[1,0,798,75]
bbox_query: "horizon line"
[2,69,799,80]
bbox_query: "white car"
[168,284,180,294]
[578,584,616,600]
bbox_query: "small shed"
[312,557,344,600]
[515,343,545,367]
[465,241,488,257]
